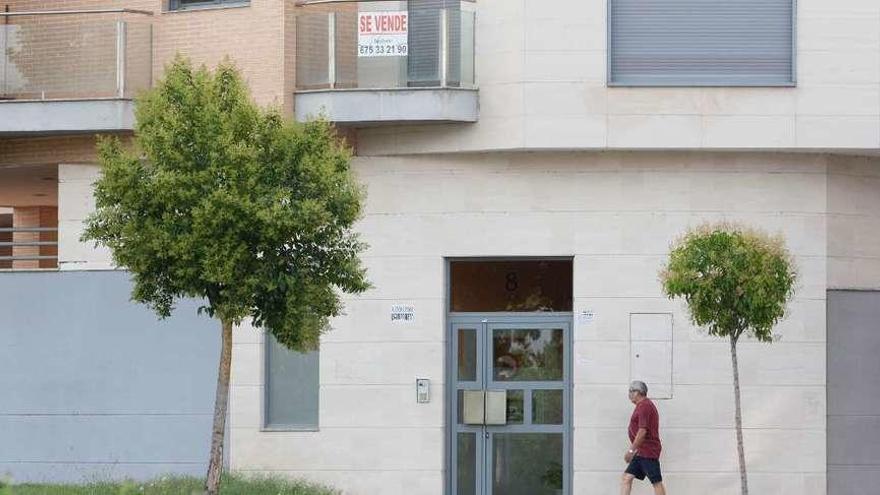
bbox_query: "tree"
[82,58,369,495]
[659,224,796,495]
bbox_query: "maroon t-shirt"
[628,398,662,459]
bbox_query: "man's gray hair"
[629,380,648,396]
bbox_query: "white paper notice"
[391,304,415,323]
[358,11,408,57]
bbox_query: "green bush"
[5,474,338,495]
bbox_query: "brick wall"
[0,135,105,167]
[153,0,287,108]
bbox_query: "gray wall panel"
[828,290,880,416]
[828,468,880,495]
[828,290,880,495]
[827,416,880,465]
[0,416,210,462]
[0,271,219,482]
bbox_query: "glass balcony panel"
[295,13,331,90]
[124,18,153,99]
[337,3,409,89]
[406,3,442,86]
[459,10,475,87]
[0,11,152,101]
[294,2,475,91]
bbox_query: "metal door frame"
[446,313,573,495]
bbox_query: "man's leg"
[645,459,666,495]
[620,473,635,495]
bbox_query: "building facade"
[1,1,879,494]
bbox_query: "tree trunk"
[730,335,749,495]
[205,319,233,495]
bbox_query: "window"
[169,0,248,11]
[264,334,319,430]
[608,0,795,86]
[449,259,573,312]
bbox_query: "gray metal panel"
[0,270,219,482]
[294,88,478,125]
[828,290,880,495]
[608,0,795,86]
[0,100,135,135]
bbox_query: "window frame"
[261,332,320,432]
[605,0,798,88]
[168,0,250,12]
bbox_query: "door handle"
[485,390,507,425]
[462,390,485,425]
[462,390,508,425]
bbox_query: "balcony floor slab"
[0,99,135,136]
[294,88,478,126]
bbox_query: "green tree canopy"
[83,57,369,352]
[660,223,797,343]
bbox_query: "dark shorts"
[625,456,663,484]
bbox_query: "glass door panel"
[457,432,478,495]
[491,433,564,495]
[458,327,478,381]
[492,328,564,381]
[532,390,564,425]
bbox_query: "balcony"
[0,8,153,136]
[294,1,477,126]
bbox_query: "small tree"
[83,58,369,495]
[660,224,796,495]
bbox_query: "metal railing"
[295,2,475,91]
[0,227,58,269]
[0,8,153,101]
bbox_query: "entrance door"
[450,316,570,495]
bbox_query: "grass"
[0,473,339,495]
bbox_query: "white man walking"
[621,380,667,495]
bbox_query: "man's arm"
[624,428,647,462]
[630,428,647,453]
